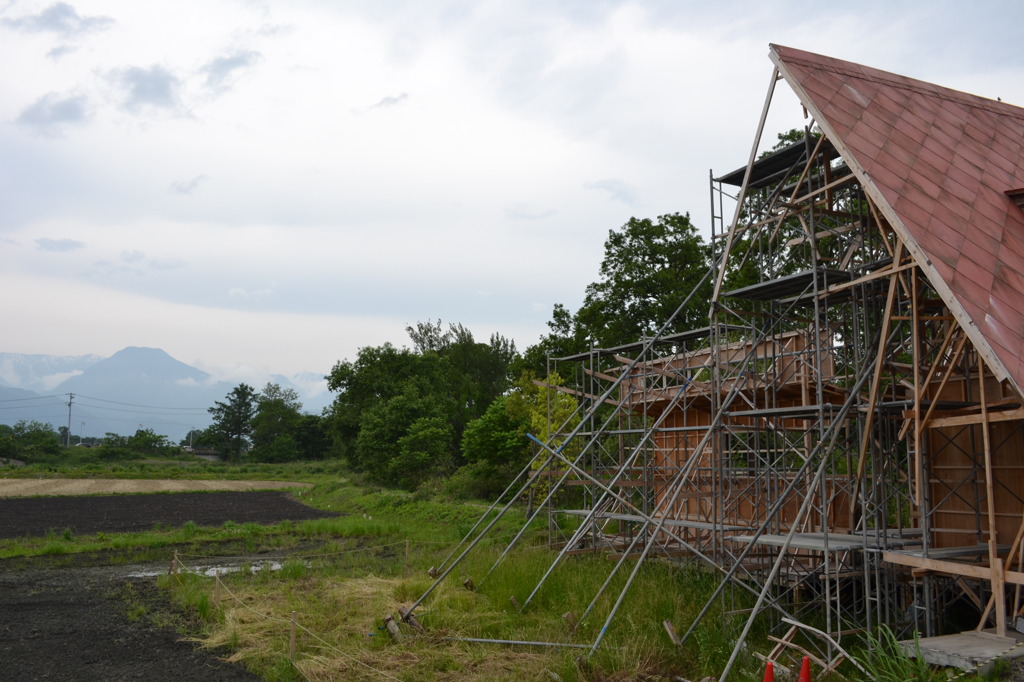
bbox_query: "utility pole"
[65,393,74,448]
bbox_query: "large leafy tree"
[208,383,257,460]
[251,382,303,461]
[520,213,712,375]
[326,322,519,489]
[575,212,711,348]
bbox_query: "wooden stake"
[383,614,403,642]
[509,595,521,610]
[398,606,423,632]
[663,619,680,646]
[213,572,220,603]
[562,611,578,631]
[462,578,475,591]
[289,610,297,660]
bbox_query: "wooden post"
[563,611,578,631]
[398,606,424,632]
[979,358,1007,636]
[663,620,680,646]
[289,610,297,660]
[462,578,475,591]
[509,595,521,611]
[213,572,220,603]
[383,614,403,642]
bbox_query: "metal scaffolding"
[406,51,1024,679]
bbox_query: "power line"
[73,393,210,411]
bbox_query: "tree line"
[197,211,714,495]
[4,211,714,495]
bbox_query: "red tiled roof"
[770,45,1024,392]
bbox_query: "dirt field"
[0,478,311,497]
[0,490,336,538]
[1,562,262,681]
[0,489,340,679]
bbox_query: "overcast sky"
[2,0,1022,382]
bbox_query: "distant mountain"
[0,352,103,392]
[0,348,332,442]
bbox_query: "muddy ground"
[0,490,340,680]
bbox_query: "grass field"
[1,460,992,681]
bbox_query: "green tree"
[457,371,580,498]
[519,213,712,375]
[353,381,453,489]
[251,382,303,461]
[326,322,519,486]
[575,212,711,348]
[128,428,172,455]
[327,343,447,468]
[208,383,257,460]
[293,413,331,460]
[12,420,62,459]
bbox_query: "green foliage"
[460,395,530,470]
[251,383,302,458]
[854,625,944,682]
[326,322,519,490]
[208,383,257,461]
[521,213,711,373]
[2,420,62,461]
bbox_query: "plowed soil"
[0,488,341,680]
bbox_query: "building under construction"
[408,45,1024,677]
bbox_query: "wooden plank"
[882,551,1024,586]
[531,379,621,407]
[925,407,1024,429]
[583,367,620,383]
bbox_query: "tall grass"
[854,625,946,682]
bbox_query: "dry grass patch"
[0,478,310,497]
[193,573,567,682]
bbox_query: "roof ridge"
[775,46,1020,120]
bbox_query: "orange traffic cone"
[762,660,774,682]
[798,656,811,682]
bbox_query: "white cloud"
[16,92,89,136]
[35,237,85,251]
[584,178,639,206]
[1,3,114,37]
[110,64,182,112]
[169,175,207,195]
[1,0,1023,377]
[201,50,261,92]
[40,370,82,391]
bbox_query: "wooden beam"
[851,258,902,523]
[882,551,1024,586]
[531,379,621,407]
[924,407,1024,429]
[979,356,1007,635]
[583,367,620,383]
